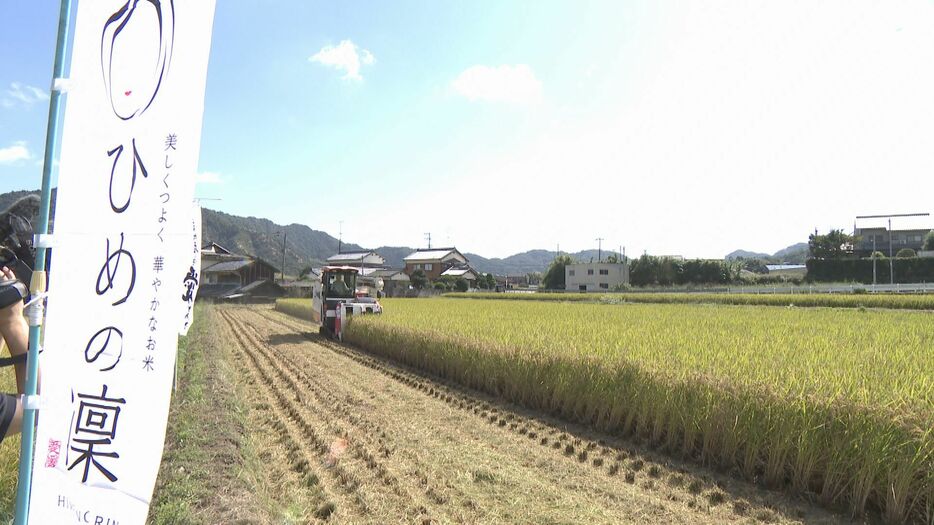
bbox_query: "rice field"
[343,298,934,523]
[447,291,934,310]
[274,297,313,320]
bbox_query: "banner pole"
[14,0,74,523]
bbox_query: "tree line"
[805,228,934,283]
[542,254,739,289]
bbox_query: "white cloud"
[309,40,375,81]
[0,142,31,165]
[2,82,49,108]
[195,171,223,184]
[451,64,543,105]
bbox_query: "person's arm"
[0,266,31,394]
[0,266,31,438]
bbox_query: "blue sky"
[3,1,934,259]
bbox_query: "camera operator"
[0,264,32,440]
[0,195,43,441]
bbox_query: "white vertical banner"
[179,203,201,336]
[30,2,216,524]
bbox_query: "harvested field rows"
[237,305,850,524]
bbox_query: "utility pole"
[889,218,893,284]
[338,220,344,254]
[596,237,604,262]
[872,237,877,286]
[274,230,287,281]
[280,230,286,281]
[425,232,432,249]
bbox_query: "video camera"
[0,203,36,310]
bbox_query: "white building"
[565,262,629,292]
[326,251,386,268]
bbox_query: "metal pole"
[889,218,894,284]
[872,237,877,286]
[338,221,343,254]
[15,1,73,523]
[280,230,286,281]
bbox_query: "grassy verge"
[149,304,264,524]
[447,291,934,310]
[344,298,933,523]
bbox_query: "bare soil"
[208,305,857,524]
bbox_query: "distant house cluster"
[328,247,481,296]
[197,240,491,301]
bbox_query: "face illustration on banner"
[101,0,175,121]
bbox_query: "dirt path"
[215,305,852,524]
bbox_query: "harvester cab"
[312,266,382,340]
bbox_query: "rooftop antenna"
[424,232,432,249]
[596,237,604,262]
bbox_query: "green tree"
[454,277,469,292]
[896,248,917,258]
[484,273,496,289]
[808,229,855,259]
[924,230,934,251]
[741,258,769,274]
[410,269,428,290]
[542,255,573,290]
[298,266,316,280]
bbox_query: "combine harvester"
[311,266,383,340]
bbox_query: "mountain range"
[2,189,806,275]
[724,243,809,264]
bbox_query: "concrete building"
[853,227,931,257]
[565,262,629,292]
